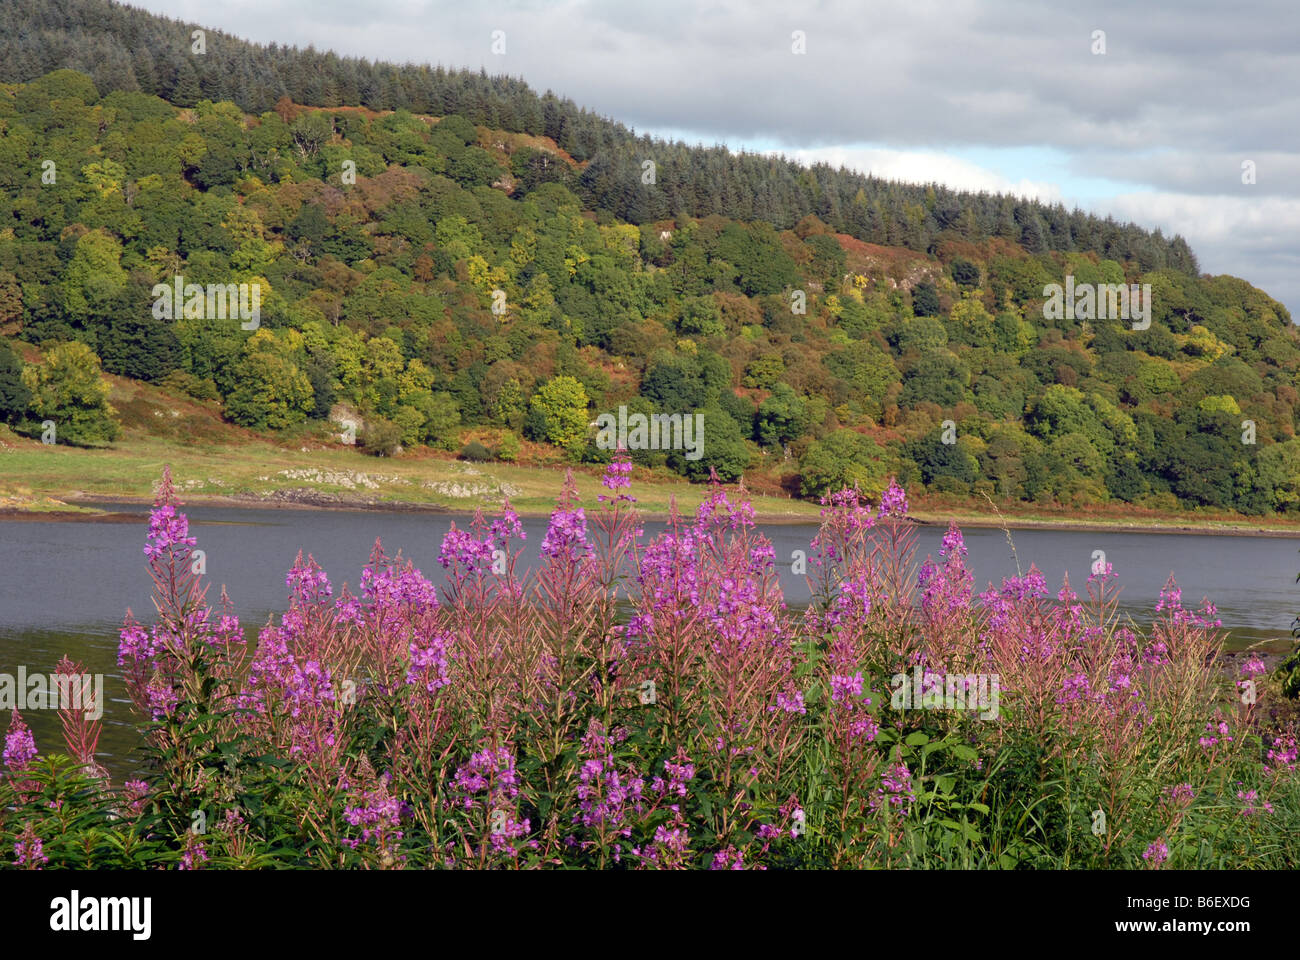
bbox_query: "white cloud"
[782,146,1065,202]
[1106,191,1300,316]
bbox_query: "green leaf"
[904,731,930,746]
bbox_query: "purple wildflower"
[876,479,909,519]
[830,672,865,704]
[438,524,495,571]
[1143,839,1168,866]
[143,503,196,563]
[4,711,37,772]
[1266,734,1298,774]
[179,842,208,870]
[122,780,150,818]
[773,690,807,714]
[13,823,47,869]
[650,754,695,799]
[541,506,591,563]
[343,773,405,849]
[711,846,747,870]
[1236,788,1273,816]
[405,633,451,694]
[450,748,520,807]
[490,502,526,546]
[873,760,915,816]
[1162,783,1195,807]
[1240,655,1266,677]
[598,453,636,504]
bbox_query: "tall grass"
[3,462,1296,869]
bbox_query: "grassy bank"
[0,429,821,519]
[11,431,1300,534]
[0,375,822,519]
[4,373,1300,534]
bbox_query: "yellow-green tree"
[950,296,995,343]
[61,230,127,321]
[224,344,314,430]
[528,375,589,448]
[21,341,120,446]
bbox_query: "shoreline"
[5,491,1300,537]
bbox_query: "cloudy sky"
[137,0,1300,316]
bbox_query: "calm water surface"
[2,503,1297,774]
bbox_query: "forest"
[0,0,1201,271]
[0,4,1296,516]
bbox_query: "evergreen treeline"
[0,0,1199,273]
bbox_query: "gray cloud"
[151,0,1299,151]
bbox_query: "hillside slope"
[0,54,1296,520]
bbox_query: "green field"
[0,374,823,519]
[0,441,822,519]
